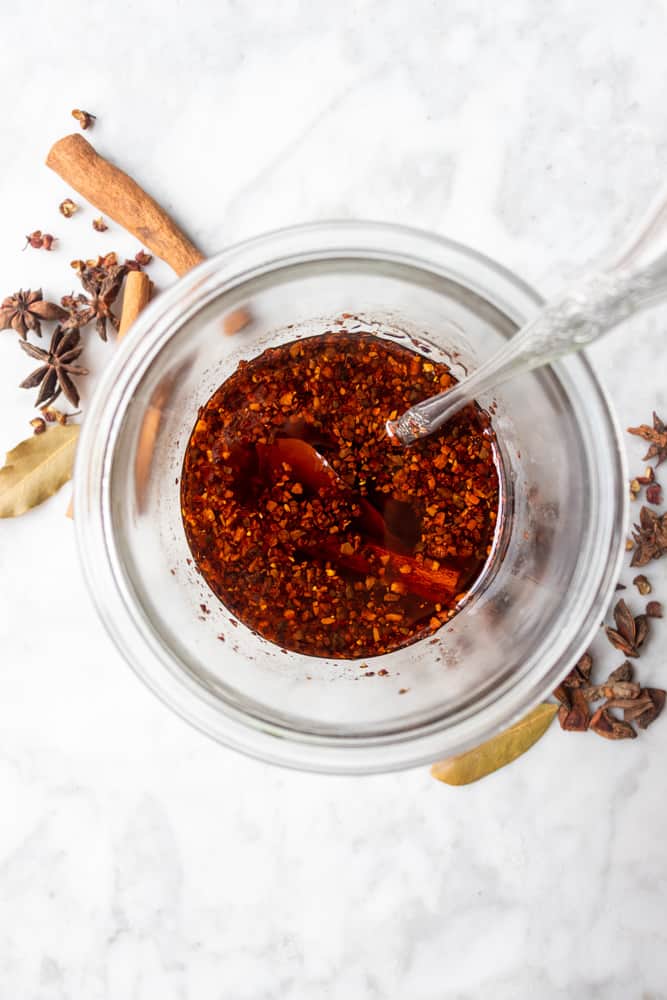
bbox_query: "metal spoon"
[387,192,667,445]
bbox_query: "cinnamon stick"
[134,376,174,513]
[46,134,204,276]
[118,270,153,340]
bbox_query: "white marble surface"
[2,2,667,996]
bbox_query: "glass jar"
[74,222,626,773]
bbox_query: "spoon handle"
[388,248,667,445]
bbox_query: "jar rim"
[74,221,627,773]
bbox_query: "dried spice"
[62,261,126,340]
[557,687,590,731]
[133,250,152,267]
[629,688,665,729]
[24,231,44,250]
[182,332,500,658]
[121,250,154,273]
[630,506,667,566]
[646,483,662,505]
[59,198,78,218]
[628,412,667,465]
[555,561,665,743]
[92,216,108,232]
[24,230,56,251]
[71,108,96,130]
[70,253,119,277]
[608,661,633,683]
[564,652,593,687]
[630,466,662,504]
[634,612,650,648]
[41,406,71,425]
[0,424,80,517]
[583,681,640,702]
[604,598,643,657]
[19,326,88,407]
[431,703,558,785]
[633,574,651,595]
[30,417,46,435]
[0,289,67,339]
[590,707,637,740]
[554,653,593,708]
[556,654,645,734]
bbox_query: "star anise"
[19,326,88,407]
[62,262,127,340]
[0,289,67,339]
[604,598,642,657]
[628,412,667,465]
[630,505,667,567]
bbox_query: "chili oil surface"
[181,332,500,658]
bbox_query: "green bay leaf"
[431,702,558,786]
[0,424,80,518]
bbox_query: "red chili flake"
[181,332,500,659]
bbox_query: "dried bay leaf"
[430,702,558,786]
[0,425,80,517]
